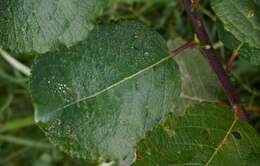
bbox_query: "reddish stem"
[182,0,247,121]
[171,41,197,58]
[226,51,239,75]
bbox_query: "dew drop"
[144,52,149,56]
[134,32,139,39]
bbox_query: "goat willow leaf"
[238,46,260,66]
[168,38,223,109]
[0,0,107,55]
[30,21,181,164]
[133,103,260,166]
[217,21,260,65]
[211,0,260,49]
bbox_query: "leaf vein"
[204,119,237,166]
[53,55,172,113]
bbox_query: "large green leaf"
[133,103,260,166]
[211,0,260,49]
[30,21,181,164]
[168,39,223,109]
[0,0,107,55]
[217,21,260,66]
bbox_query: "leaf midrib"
[45,55,172,115]
[204,118,238,165]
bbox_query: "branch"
[226,43,243,75]
[226,51,239,76]
[182,0,247,121]
[171,41,197,58]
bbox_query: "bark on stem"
[182,0,247,121]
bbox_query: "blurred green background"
[0,1,259,165]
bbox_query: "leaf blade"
[0,0,107,55]
[30,21,181,164]
[217,20,260,65]
[211,0,260,48]
[133,103,260,166]
[168,38,224,109]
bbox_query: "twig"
[0,48,31,76]
[198,6,216,21]
[182,0,247,121]
[171,41,197,58]
[226,51,239,76]
[246,106,260,113]
[226,43,243,75]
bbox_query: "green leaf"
[211,0,260,48]
[216,21,240,50]
[111,0,171,4]
[133,103,260,166]
[238,46,260,66]
[217,21,260,65]
[30,21,181,164]
[0,0,107,55]
[168,38,224,109]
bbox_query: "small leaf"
[133,103,260,166]
[211,0,260,49]
[168,38,224,109]
[0,0,107,55]
[30,21,181,164]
